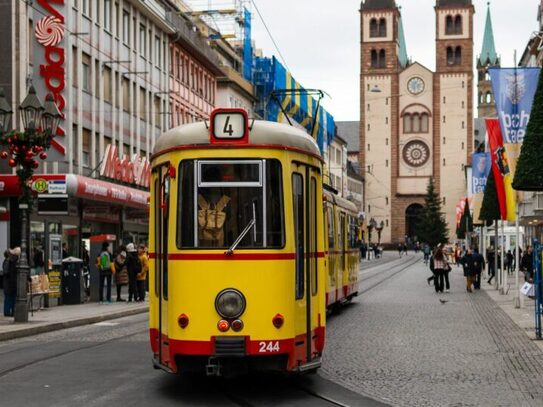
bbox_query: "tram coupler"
[206,357,222,376]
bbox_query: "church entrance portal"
[405,204,424,243]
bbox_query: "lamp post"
[0,86,61,323]
[376,220,385,245]
[368,217,377,245]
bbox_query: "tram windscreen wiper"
[225,203,256,255]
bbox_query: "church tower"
[434,0,474,240]
[477,3,499,118]
[359,0,406,244]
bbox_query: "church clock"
[407,77,425,95]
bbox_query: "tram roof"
[324,189,359,214]
[153,120,322,158]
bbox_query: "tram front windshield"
[177,159,284,249]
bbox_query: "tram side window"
[266,160,284,247]
[293,173,304,300]
[327,206,335,249]
[348,216,359,248]
[177,161,195,248]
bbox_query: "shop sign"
[34,0,67,158]
[72,175,149,209]
[100,145,151,188]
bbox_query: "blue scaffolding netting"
[253,56,335,153]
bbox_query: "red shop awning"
[0,174,149,210]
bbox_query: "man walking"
[125,243,141,302]
[460,248,476,293]
[98,242,113,303]
[472,248,485,290]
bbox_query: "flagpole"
[501,220,506,294]
[514,206,521,307]
[495,220,499,290]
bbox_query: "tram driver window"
[177,159,284,249]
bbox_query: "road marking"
[93,322,120,326]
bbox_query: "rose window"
[402,140,430,168]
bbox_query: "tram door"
[153,164,171,367]
[292,165,319,365]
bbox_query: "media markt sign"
[99,145,151,188]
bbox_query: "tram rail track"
[358,254,421,295]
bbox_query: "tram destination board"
[37,194,69,215]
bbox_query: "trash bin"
[62,257,85,304]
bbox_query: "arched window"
[369,18,378,37]
[479,92,484,104]
[379,49,386,68]
[412,113,421,133]
[378,18,387,37]
[446,47,454,65]
[420,113,429,133]
[403,114,412,133]
[485,71,491,81]
[455,46,462,65]
[454,15,462,34]
[445,15,454,35]
[485,92,492,104]
[371,49,378,68]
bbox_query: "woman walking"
[432,246,449,293]
[112,247,128,302]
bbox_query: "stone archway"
[405,203,424,243]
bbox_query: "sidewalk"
[481,271,543,350]
[0,298,147,341]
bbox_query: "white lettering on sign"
[213,112,246,139]
[100,145,151,188]
[499,110,531,143]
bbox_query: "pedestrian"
[403,243,408,256]
[423,244,431,265]
[398,243,402,258]
[487,246,496,284]
[97,241,113,303]
[520,246,534,283]
[3,247,19,317]
[125,243,141,302]
[373,244,380,259]
[360,241,367,261]
[136,244,149,301]
[62,242,69,259]
[112,248,128,302]
[432,246,449,293]
[472,248,485,290]
[506,250,514,274]
[460,248,476,292]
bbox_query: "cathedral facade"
[359,0,474,244]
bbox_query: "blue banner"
[489,67,540,143]
[243,8,252,81]
[472,152,492,194]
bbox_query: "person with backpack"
[136,244,149,302]
[97,241,113,303]
[460,248,477,293]
[472,247,485,290]
[125,243,141,302]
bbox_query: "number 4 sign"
[210,108,249,144]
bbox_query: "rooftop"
[337,121,360,152]
[360,0,396,10]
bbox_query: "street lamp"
[0,86,61,323]
[376,220,385,245]
[368,217,377,244]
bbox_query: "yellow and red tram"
[149,108,359,376]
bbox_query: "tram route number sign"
[210,108,249,143]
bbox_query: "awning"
[0,174,149,210]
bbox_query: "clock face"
[407,77,425,95]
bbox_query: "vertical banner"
[472,152,492,222]
[486,119,509,220]
[33,0,68,162]
[243,8,252,81]
[489,68,540,205]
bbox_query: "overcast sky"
[250,0,539,121]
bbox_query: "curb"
[0,306,148,342]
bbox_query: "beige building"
[360,0,474,244]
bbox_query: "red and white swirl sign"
[35,15,64,47]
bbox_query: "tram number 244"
[258,341,280,353]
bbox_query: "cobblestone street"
[321,253,543,407]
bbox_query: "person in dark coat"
[460,248,476,293]
[125,243,141,302]
[472,248,485,290]
[487,246,496,284]
[3,247,20,317]
[520,246,534,283]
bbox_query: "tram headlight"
[215,288,246,319]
